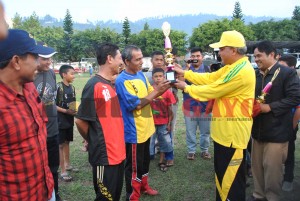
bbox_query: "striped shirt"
[0,81,54,200]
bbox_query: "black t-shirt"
[56,82,76,129]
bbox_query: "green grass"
[58,72,300,201]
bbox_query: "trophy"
[162,22,176,83]
[256,68,280,103]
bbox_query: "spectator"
[33,42,61,201]
[279,55,299,192]
[0,29,55,201]
[249,41,300,201]
[183,47,211,160]
[89,65,93,77]
[145,50,165,159]
[150,68,176,171]
[56,65,78,182]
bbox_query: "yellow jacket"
[184,57,255,149]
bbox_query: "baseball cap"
[0,29,56,62]
[37,41,57,58]
[209,30,246,49]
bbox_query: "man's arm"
[56,106,77,116]
[293,107,300,129]
[136,80,171,110]
[269,69,300,117]
[167,105,173,131]
[75,118,89,140]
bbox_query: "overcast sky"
[2,0,299,23]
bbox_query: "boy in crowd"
[150,68,176,172]
[56,65,77,182]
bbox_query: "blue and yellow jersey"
[116,71,155,143]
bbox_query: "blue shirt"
[115,71,155,143]
[183,64,208,112]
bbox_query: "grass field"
[57,72,300,201]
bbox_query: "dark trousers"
[284,127,297,182]
[47,135,59,196]
[214,141,246,201]
[125,138,150,194]
[92,161,125,201]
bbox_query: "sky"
[2,0,299,23]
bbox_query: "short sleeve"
[76,82,97,122]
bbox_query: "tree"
[20,12,42,39]
[232,1,244,22]
[190,18,254,52]
[292,6,300,21]
[250,19,299,41]
[71,26,121,61]
[11,13,22,28]
[38,26,64,51]
[143,22,150,30]
[60,9,74,62]
[130,28,187,57]
[122,17,131,46]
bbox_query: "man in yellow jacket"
[174,30,255,201]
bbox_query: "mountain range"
[39,13,285,36]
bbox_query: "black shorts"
[59,127,74,144]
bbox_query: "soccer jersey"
[77,75,125,166]
[115,71,155,144]
[56,82,76,129]
[150,89,176,125]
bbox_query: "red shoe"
[141,175,158,195]
[142,187,158,195]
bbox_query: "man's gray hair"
[237,46,247,55]
[122,45,141,63]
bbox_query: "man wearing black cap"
[33,42,61,201]
[0,29,55,200]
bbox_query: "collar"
[0,80,21,101]
[224,56,249,70]
[259,61,278,76]
[190,63,204,70]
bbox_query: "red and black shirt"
[76,75,125,166]
[0,81,54,200]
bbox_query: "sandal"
[187,153,195,160]
[166,160,174,167]
[60,173,73,182]
[66,166,79,172]
[158,163,168,172]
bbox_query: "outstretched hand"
[174,79,187,90]
[173,64,185,76]
[156,80,171,94]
